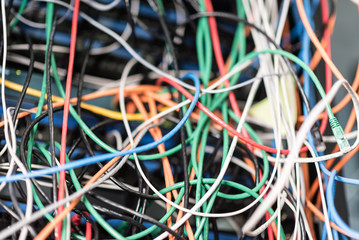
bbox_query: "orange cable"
[306,199,348,236]
[132,95,195,240]
[0,85,162,128]
[296,0,344,80]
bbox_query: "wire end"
[310,124,326,152]
[329,117,350,153]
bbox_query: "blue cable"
[319,160,359,185]
[339,231,349,240]
[0,73,200,184]
[326,170,359,239]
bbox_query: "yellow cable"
[3,79,145,121]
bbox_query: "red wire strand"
[258,169,275,240]
[158,76,308,155]
[203,0,254,152]
[56,0,81,238]
[84,212,92,240]
[319,0,332,134]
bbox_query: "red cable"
[84,212,92,240]
[56,0,80,238]
[158,77,309,155]
[203,0,254,151]
[259,170,274,240]
[319,0,332,134]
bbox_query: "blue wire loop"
[0,73,201,184]
[327,170,359,240]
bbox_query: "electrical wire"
[2,1,359,239]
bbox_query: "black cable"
[236,141,260,185]
[44,10,58,205]
[76,38,93,153]
[0,198,37,237]
[132,16,165,41]
[283,187,306,240]
[89,192,186,240]
[11,24,34,122]
[129,183,150,236]
[129,159,147,235]
[10,211,18,240]
[67,118,116,158]
[19,106,65,171]
[202,133,224,175]
[72,220,86,236]
[5,0,14,27]
[138,183,150,226]
[23,150,55,205]
[91,204,152,240]
[124,0,136,45]
[210,217,220,240]
[147,0,180,76]
[76,37,94,185]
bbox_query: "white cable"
[245,192,287,237]
[275,0,290,44]
[1,4,34,239]
[106,130,123,150]
[304,141,334,240]
[244,3,291,237]
[81,0,121,11]
[242,79,357,234]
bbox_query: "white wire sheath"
[242,79,359,234]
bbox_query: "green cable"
[195,2,213,237]
[193,3,248,236]
[194,102,230,239]
[51,55,117,153]
[31,143,56,222]
[26,2,54,167]
[35,142,69,239]
[10,0,27,30]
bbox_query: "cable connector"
[329,117,350,153]
[310,123,326,152]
